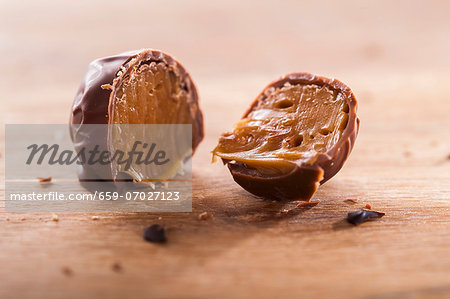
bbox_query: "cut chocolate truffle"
[213,73,359,201]
[70,49,204,186]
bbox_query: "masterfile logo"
[5,124,193,212]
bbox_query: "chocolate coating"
[216,72,359,201]
[70,49,204,185]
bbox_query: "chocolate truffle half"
[71,49,204,185]
[213,73,359,201]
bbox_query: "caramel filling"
[108,60,193,182]
[111,61,192,125]
[213,83,349,175]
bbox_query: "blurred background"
[1,0,449,170]
[1,1,450,298]
[1,0,449,116]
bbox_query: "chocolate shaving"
[143,224,166,243]
[38,177,52,183]
[347,210,385,225]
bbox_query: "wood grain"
[1,0,450,298]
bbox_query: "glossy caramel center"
[213,83,349,172]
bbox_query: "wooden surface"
[1,0,450,298]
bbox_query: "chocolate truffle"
[213,73,359,201]
[71,49,204,185]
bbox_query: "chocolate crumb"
[112,262,123,273]
[347,210,385,226]
[61,266,73,276]
[344,198,358,203]
[365,204,372,209]
[38,177,52,183]
[143,224,166,243]
[91,216,99,220]
[198,212,213,220]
